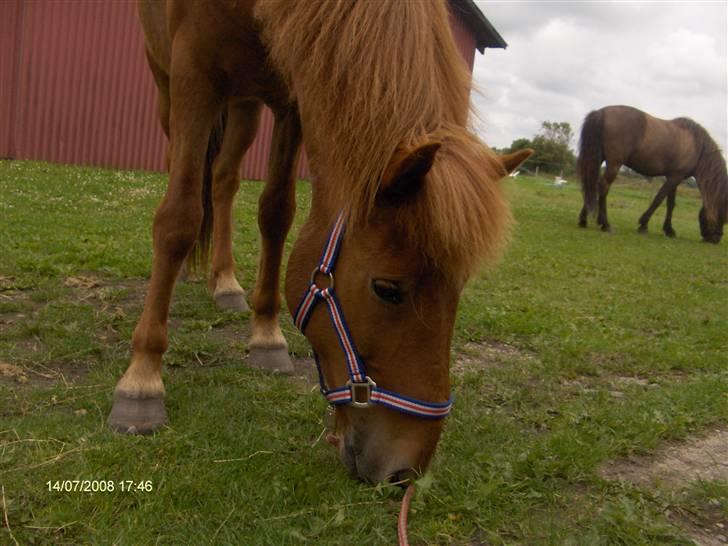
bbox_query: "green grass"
[1,160,726,545]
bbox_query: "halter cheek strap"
[293,213,453,420]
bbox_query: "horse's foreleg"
[108,56,221,433]
[248,107,302,374]
[209,101,263,312]
[638,177,679,235]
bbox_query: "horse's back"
[599,105,647,165]
[639,112,699,176]
[601,105,698,176]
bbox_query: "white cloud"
[472,1,728,154]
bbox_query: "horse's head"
[694,139,728,244]
[286,135,531,483]
[699,206,724,244]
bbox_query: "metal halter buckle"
[347,377,377,408]
[310,268,334,290]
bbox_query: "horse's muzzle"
[702,234,722,244]
[341,431,382,483]
[339,422,424,484]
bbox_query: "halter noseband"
[293,212,453,420]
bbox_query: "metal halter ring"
[310,268,334,290]
[347,377,377,408]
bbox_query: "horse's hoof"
[664,229,676,238]
[601,225,613,233]
[215,292,250,313]
[248,345,294,374]
[107,391,167,434]
[577,221,587,228]
[637,225,648,234]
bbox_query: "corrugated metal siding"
[0,0,23,158]
[10,1,166,171]
[2,0,476,180]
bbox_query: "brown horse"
[108,0,531,484]
[577,105,728,243]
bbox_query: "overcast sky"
[471,1,728,154]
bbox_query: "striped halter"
[293,212,453,420]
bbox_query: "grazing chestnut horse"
[108,0,531,483]
[578,105,728,243]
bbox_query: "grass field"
[1,160,726,545]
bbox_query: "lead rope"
[398,483,415,546]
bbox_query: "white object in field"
[509,170,520,178]
[553,176,567,187]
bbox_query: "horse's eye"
[371,279,404,305]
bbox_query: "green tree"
[508,137,533,152]
[540,121,574,148]
[507,121,576,176]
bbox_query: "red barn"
[0,0,506,178]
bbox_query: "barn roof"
[450,0,507,52]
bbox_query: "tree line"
[495,121,577,177]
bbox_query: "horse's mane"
[256,0,509,281]
[673,117,728,223]
[390,126,511,282]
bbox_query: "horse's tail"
[577,109,605,213]
[187,109,227,274]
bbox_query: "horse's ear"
[499,148,533,174]
[377,142,441,205]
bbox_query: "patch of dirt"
[603,375,663,399]
[601,428,728,485]
[601,427,728,545]
[587,351,629,369]
[611,375,652,388]
[559,378,597,394]
[452,339,536,375]
[64,275,147,310]
[561,373,673,399]
[207,321,248,347]
[64,275,103,291]
[0,276,42,327]
[0,275,33,292]
[0,306,31,329]
[667,503,728,546]
[0,361,29,383]
[64,276,147,346]
[290,356,321,388]
[0,360,90,388]
[1,275,145,388]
